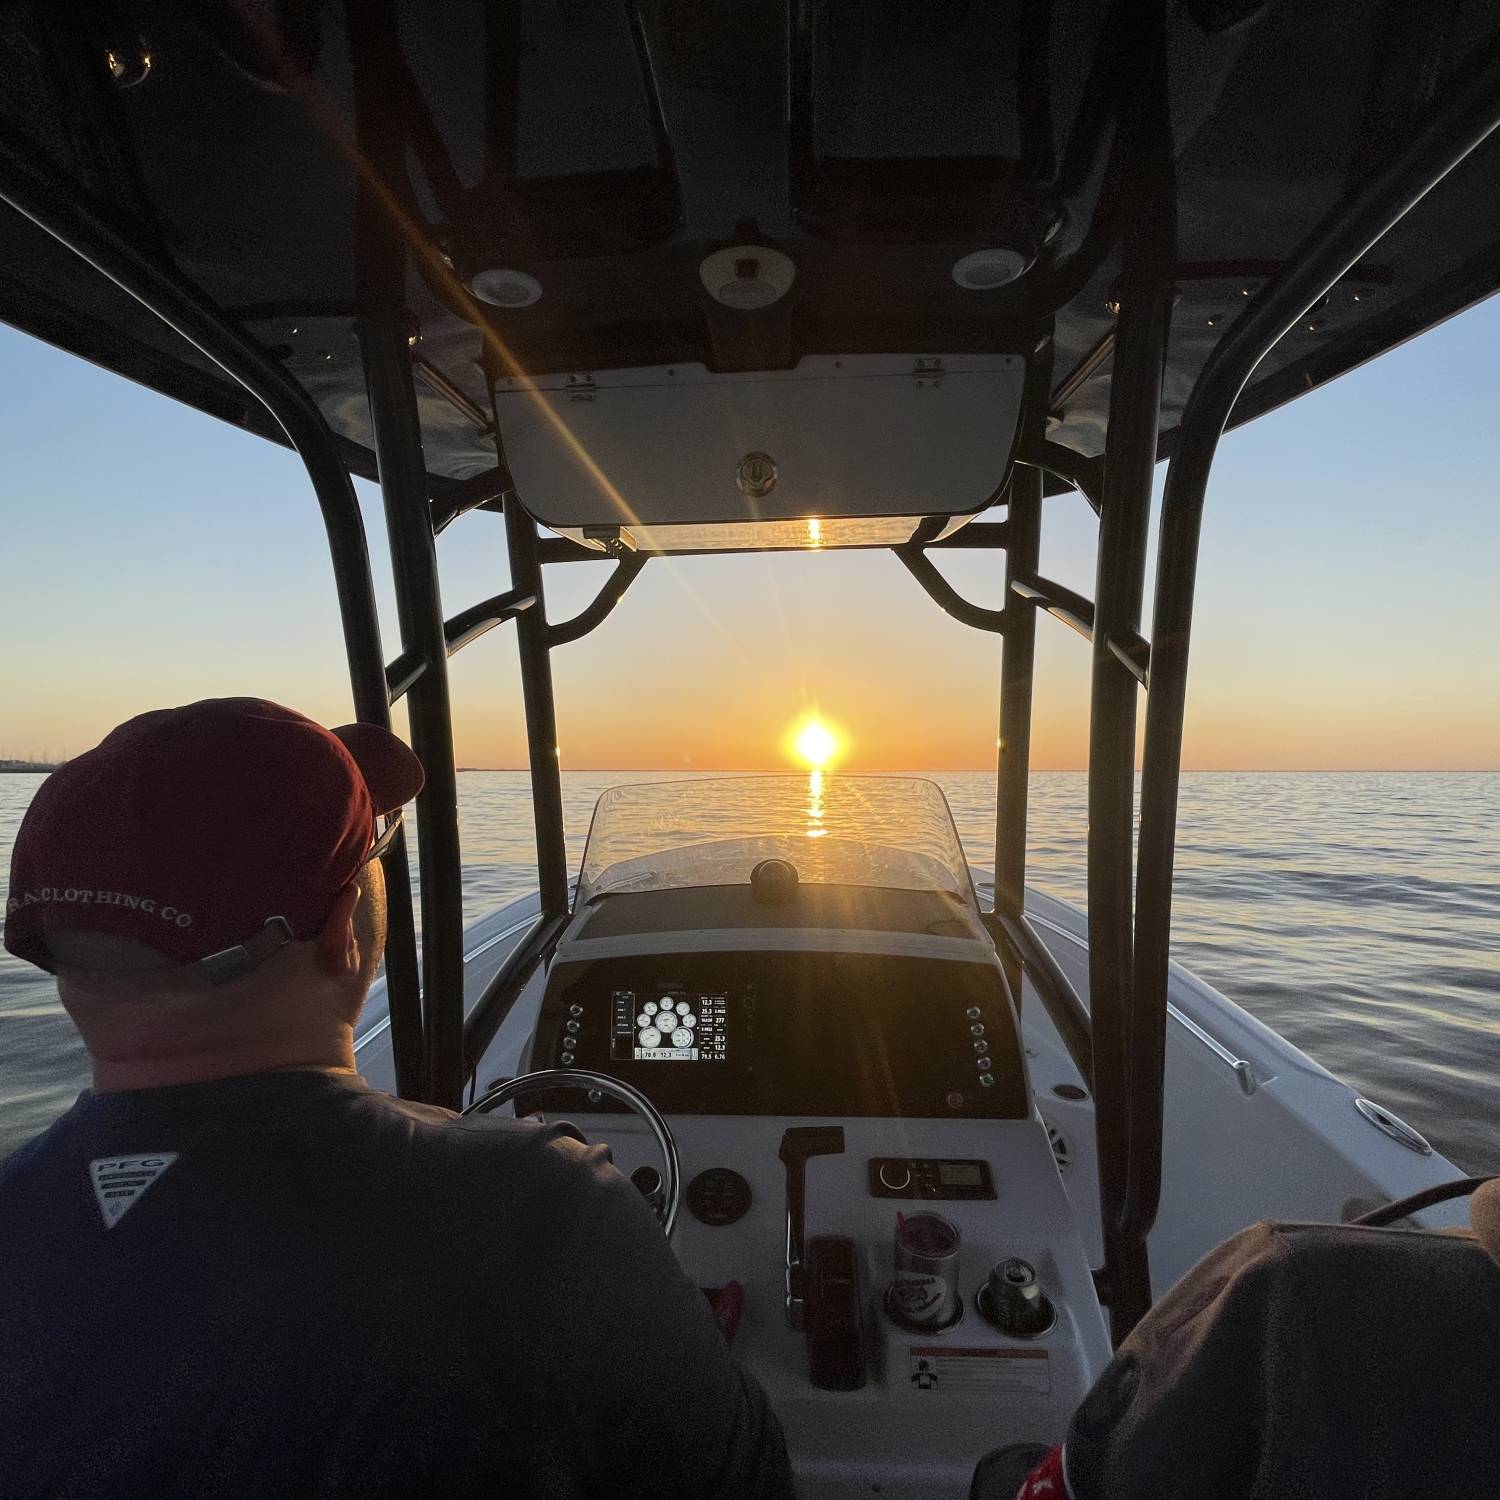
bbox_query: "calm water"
[2,771,1496,1169]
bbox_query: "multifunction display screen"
[611,989,727,1062]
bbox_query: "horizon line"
[454,765,1499,775]
[6,761,1492,775]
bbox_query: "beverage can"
[889,1212,961,1328]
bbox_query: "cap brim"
[331,722,426,814]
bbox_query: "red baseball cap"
[3,698,424,972]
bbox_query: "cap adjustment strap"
[194,916,294,985]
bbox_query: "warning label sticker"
[908,1346,1051,1394]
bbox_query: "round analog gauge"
[643,1001,658,1015]
[638,1027,662,1049]
[636,1014,652,1028]
[685,1168,752,1227]
[671,1028,692,1048]
[675,1000,690,1013]
[682,1014,697,1028]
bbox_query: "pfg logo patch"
[90,1154,179,1228]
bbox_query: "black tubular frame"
[385,588,538,700]
[1083,7,1176,1342]
[462,909,571,1080]
[546,556,648,649]
[503,494,571,922]
[994,462,1040,999]
[895,544,1008,633]
[351,1,471,1111]
[990,908,1093,1093]
[357,308,469,1110]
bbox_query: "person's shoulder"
[362,1088,586,1166]
[356,1089,618,1211]
[389,1107,665,1306]
[0,1095,89,1188]
[0,1120,59,1184]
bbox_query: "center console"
[518,908,1106,1494]
[589,1111,1109,1498]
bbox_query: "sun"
[792,718,841,770]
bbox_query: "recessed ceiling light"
[952,248,1029,290]
[469,268,543,308]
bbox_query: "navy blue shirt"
[0,1071,792,1498]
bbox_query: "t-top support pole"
[350,0,468,1110]
[995,463,1042,1001]
[502,496,570,922]
[357,308,469,1111]
[1084,7,1177,1345]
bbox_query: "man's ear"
[314,882,363,980]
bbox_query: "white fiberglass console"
[583,1110,1109,1499]
[511,778,1111,1495]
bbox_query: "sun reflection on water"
[805,768,827,838]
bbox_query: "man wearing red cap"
[0,698,791,1499]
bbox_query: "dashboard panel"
[530,949,1028,1118]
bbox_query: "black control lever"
[778,1126,845,1329]
[804,1236,866,1390]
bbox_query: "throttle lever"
[778,1126,845,1329]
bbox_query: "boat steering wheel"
[464,1069,681,1237]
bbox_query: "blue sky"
[1,296,1496,770]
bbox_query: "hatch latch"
[912,357,945,390]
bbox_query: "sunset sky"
[2,297,1497,773]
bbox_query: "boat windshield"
[577,775,978,910]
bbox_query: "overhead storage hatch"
[493,353,1025,551]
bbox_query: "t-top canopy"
[0,1,1496,543]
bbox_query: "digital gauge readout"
[611,991,727,1062]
